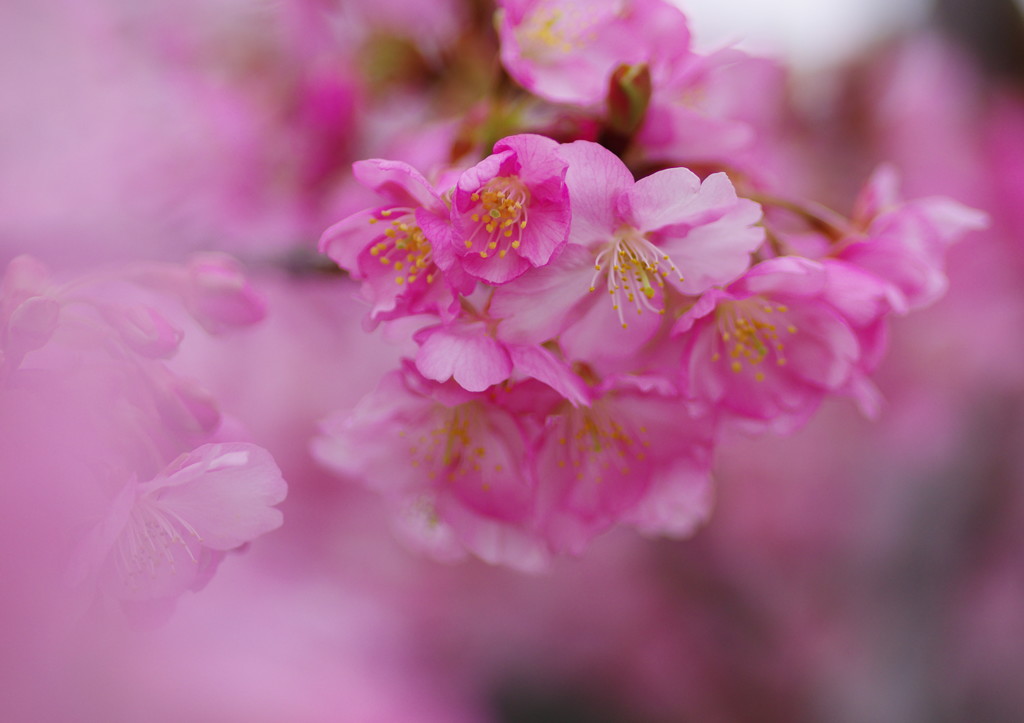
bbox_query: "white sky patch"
[675,0,931,69]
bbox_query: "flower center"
[116,497,203,585]
[711,297,797,382]
[519,4,590,57]
[589,227,684,329]
[368,207,436,286]
[405,404,505,489]
[464,177,530,260]
[554,404,650,483]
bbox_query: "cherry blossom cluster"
[0,253,287,617]
[314,0,986,569]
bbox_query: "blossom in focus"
[319,159,472,327]
[413,317,589,402]
[444,133,571,285]
[492,139,763,362]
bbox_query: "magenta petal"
[559,285,663,362]
[515,200,570,268]
[622,166,701,230]
[184,253,267,333]
[655,199,764,294]
[460,248,532,284]
[319,210,379,271]
[415,325,513,392]
[491,244,594,345]
[454,150,515,208]
[559,141,633,247]
[352,158,443,210]
[735,256,826,298]
[507,343,590,406]
[493,133,565,187]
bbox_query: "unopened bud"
[606,63,652,138]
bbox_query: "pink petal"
[559,141,633,247]
[147,443,287,550]
[507,343,590,406]
[352,159,444,211]
[415,325,513,392]
[491,244,594,345]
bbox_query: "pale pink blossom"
[315,362,713,567]
[838,165,988,312]
[496,0,691,108]
[71,443,286,608]
[314,363,548,570]
[639,49,788,176]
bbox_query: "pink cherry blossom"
[320,159,472,327]
[533,377,714,554]
[314,363,548,570]
[492,140,763,362]
[72,443,286,607]
[675,256,893,434]
[837,165,988,312]
[639,49,788,175]
[496,0,691,108]
[314,360,715,567]
[444,134,570,284]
